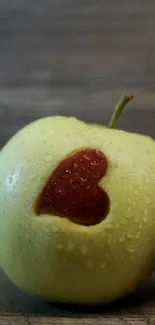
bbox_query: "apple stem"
[108,94,134,128]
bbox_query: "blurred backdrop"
[1,0,155,148]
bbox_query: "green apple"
[0,95,155,305]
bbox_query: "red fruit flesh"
[37,149,110,225]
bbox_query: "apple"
[0,95,155,305]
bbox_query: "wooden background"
[1,0,155,324]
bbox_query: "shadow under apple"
[0,269,155,318]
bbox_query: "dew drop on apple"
[8,176,13,184]
[106,224,112,230]
[86,261,94,269]
[67,241,74,251]
[44,154,52,162]
[134,189,138,196]
[126,197,131,203]
[135,216,139,223]
[127,207,131,215]
[127,245,135,253]
[145,197,152,204]
[142,210,148,223]
[101,262,106,269]
[137,181,143,190]
[25,234,30,242]
[118,235,125,242]
[57,243,63,250]
[120,218,127,225]
[52,225,58,233]
[44,228,49,234]
[132,201,136,208]
[127,233,133,239]
[135,232,140,239]
[81,245,88,255]
[102,233,106,239]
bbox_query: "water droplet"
[137,182,143,190]
[67,242,74,251]
[6,170,19,191]
[44,154,52,162]
[145,197,152,204]
[81,245,88,255]
[120,218,127,225]
[90,161,98,167]
[127,233,133,239]
[8,176,13,184]
[87,261,93,269]
[65,169,72,174]
[80,177,87,182]
[142,211,148,223]
[101,262,106,268]
[52,225,58,233]
[135,217,139,223]
[135,232,140,239]
[57,243,63,250]
[83,155,90,161]
[119,235,125,242]
[127,245,135,253]
[106,224,112,229]
[128,207,131,215]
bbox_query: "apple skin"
[0,116,155,305]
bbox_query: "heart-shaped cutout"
[36,149,110,225]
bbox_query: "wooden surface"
[1,0,155,324]
[1,272,155,325]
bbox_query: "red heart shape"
[37,149,110,225]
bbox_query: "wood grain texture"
[1,0,155,148]
[1,0,155,324]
